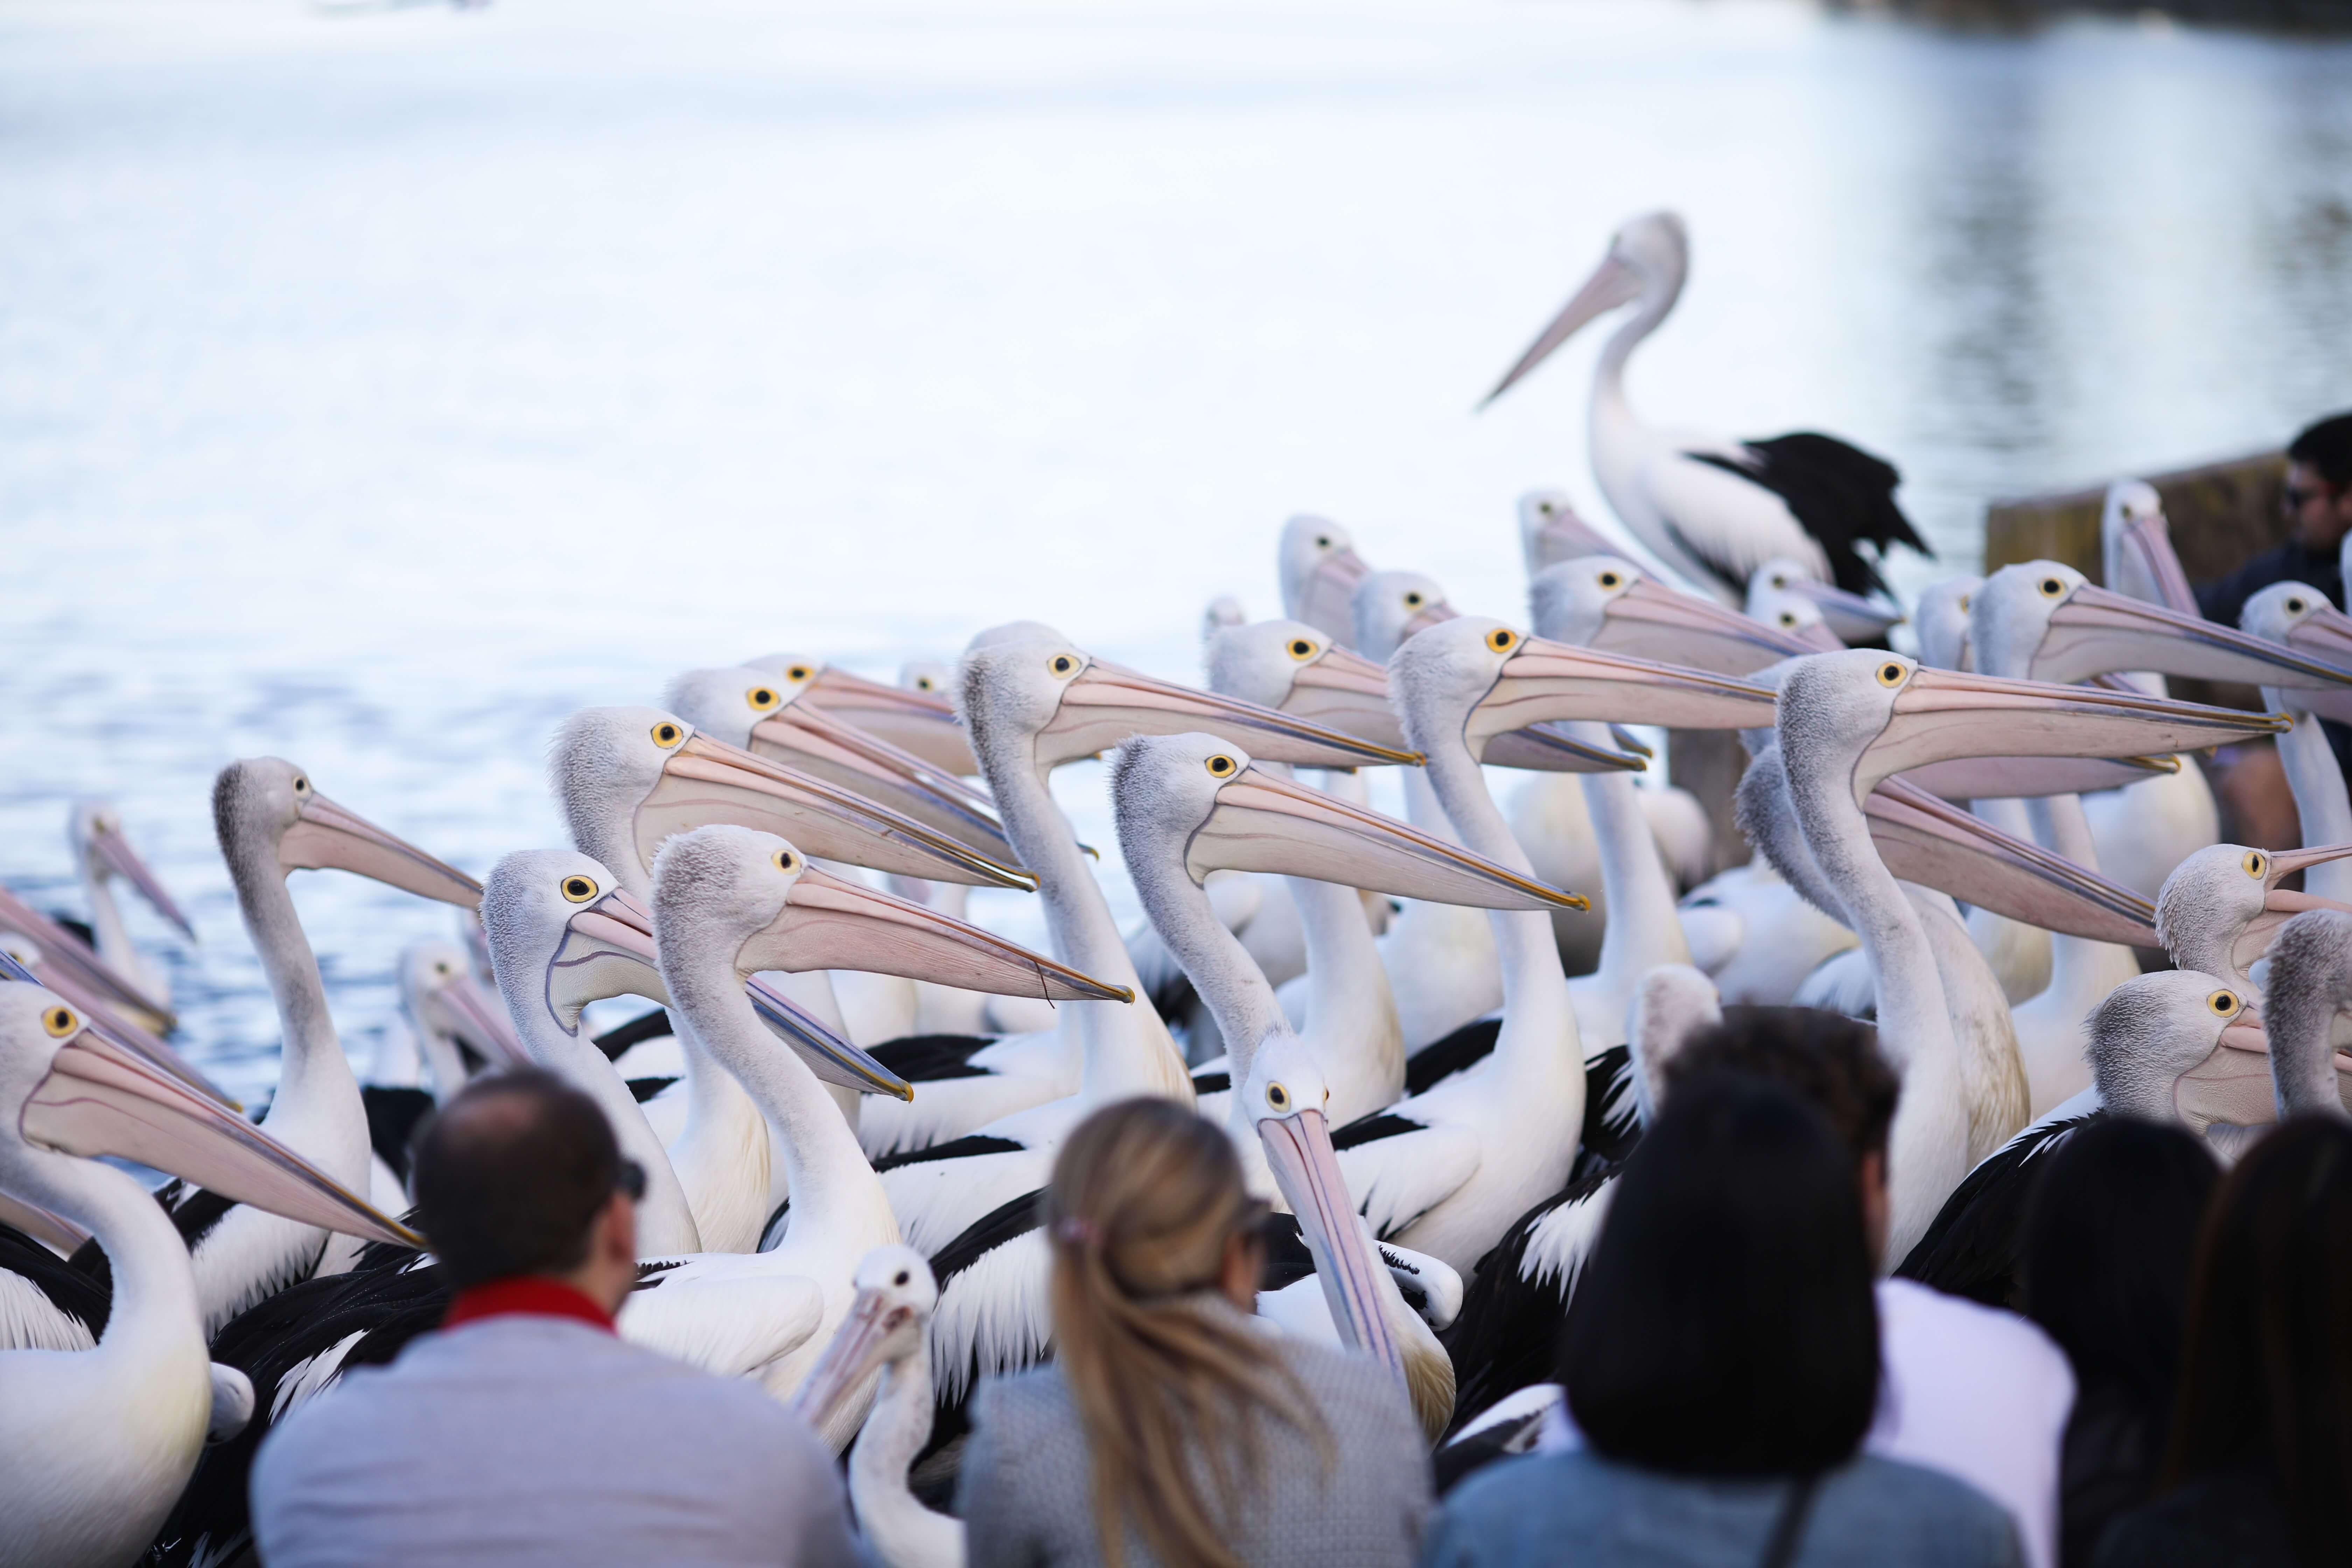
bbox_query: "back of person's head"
[2288,412,2352,490]
[1561,1074,1879,1478]
[2022,1118,2216,1410]
[412,1068,625,1292]
[1045,1097,1328,1568]
[2166,1115,2352,1565]
[1664,1006,1899,1167]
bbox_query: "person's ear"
[603,1189,637,1266]
[1857,1148,1891,1270]
[1220,1229,1263,1310]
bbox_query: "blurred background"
[3,0,2348,1098]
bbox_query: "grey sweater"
[250,1315,861,1568]
[957,1326,1433,1568]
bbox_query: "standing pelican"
[0,982,414,1568]
[1483,210,1929,603]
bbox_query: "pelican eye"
[1536,500,1554,516]
[1205,754,1238,778]
[1049,653,1077,677]
[1315,534,1331,549]
[784,665,812,683]
[2039,576,2066,598]
[894,1269,911,1287]
[1486,627,1517,654]
[42,1005,78,1038]
[1403,591,1424,608]
[1876,661,1907,688]
[746,685,781,712]
[914,676,935,691]
[773,848,797,873]
[561,875,599,903]
[292,776,309,794]
[651,721,684,748]
[1265,1081,1290,1111]
[2288,597,2307,615]
[2207,990,2239,1017]
[1597,571,1622,589]
[1958,594,1971,612]
[1771,573,1788,589]
[1779,612,1799,627]
[2242,850,2266,879]
[434,961,453,976]
[1287,638,1316,661]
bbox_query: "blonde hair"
[1045,1098,1334,1568]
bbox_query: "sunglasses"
[2284,483,2331,512]
[615,1158,646,1202]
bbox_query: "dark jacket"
[2056,1382,2165,1568]
[2090,1468,2300,1568]
[2194,541,2344,633]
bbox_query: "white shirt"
[1535,1280,2071,1568]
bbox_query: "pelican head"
[1532,555,1817,675]
[1483,209,1689,406]
[2245,909,2352,1119]
[742,652,979,777]
[2242,582,2352,724]
[790,1244,937,1433]
[69,800,194,940]
[2089,971,2270,1138]
[548,706,1028,893]
[1517,489,1617,577]
[1351,570,1453,662]
[1976,560,2352,691]
[1277,516,1371,645]
[1912,578,1979,672]
[2156,842,2352,988]
[1205,619,1402,750]
[215,757,482,910]
[1201,595,1248,649]
[955,624,1416,777]
[1111,732,1582,913]
[2099,480,2199,616]
[398,940,526,1091]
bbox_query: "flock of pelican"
[6,210,2352,1568]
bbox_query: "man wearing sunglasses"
[2196,411,2352,632]
[252,1069,860,1567]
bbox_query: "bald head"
[413,1069,625,1290]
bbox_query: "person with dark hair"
[1424,1076,2021,1568]
[2196,411,2352,631]
[2019,1119,2218,1566]
[958,1096,1432,1567]
[2093,1116,2352,1568]
[249,1069,859,1567]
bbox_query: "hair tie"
[1056,1216,1097,1246]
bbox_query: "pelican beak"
[738,865,1132,1005]
[2174,1016,2279,1136]
[804,665,979,778]
[749,700,1020,869]
[0,1190,89,1255]
[2038,583,2352,690]
[1860,665,2290,798]
[1037,661,1421,770]
[553,888,916,1099]
[1295,546,1372,647]
[1481,251,1641,408]
[1259,1102,1401,1374]
[2115,512,2201,616]
[21,1014,419,1247]
[424,972,531,1070]
[1784,578,1904,642]
[280,792,482,910]
[647,732,1033,890]
[0,943,233,1108]
[790,1283,917,1432]
[88,821,196,941]
[1898,753,2177,802]
[1483,723,1651,774]
[1863,780,2156,946]
[1192,765,1586,912]
[2273,603,2352,724]
[1466,637,1778,748]
[2222,845,2352,975]
[1282,645,1410,749]
[1589,578,1818,676]
[0,888,181,1038]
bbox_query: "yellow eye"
[1779,612,1798,627]
[1597,571,1622,589]
[1205,754,1238,778]
[2038,576,2066,598]
[1286,638,1316,661]
[2288,597,2307,615]
[1265,1081,1289,1111]
[1771,573,1788,589]
[914,676,934,691]
[560,874,599,903]
[1403,591,1424,609]
[1876,661,1907,688]
[784,664,812,683]
[2242,850,2266,879]
[292,776,309,794]
[42,1005,78,1038]
[1049,653,1077,677]
[651,721,684,749]
[1958,594,1971,612]
[1487,627,1517,654]
[2207,989,2239,1016]
[746,685,781,712]
[772,848,797,873]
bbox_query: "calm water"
[4,0,2349,1100]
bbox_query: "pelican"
[1329,618,1775,1277]
[741,654,979,778]
[2240,582,2352,901]
[0,884,182,1040]
[63,800,195,1017]
[0,981,414,1568]
[2155,841,2352,996]
[1483,210,1929,604]
[1746,558,1901,646]
[356,940,527,1205]
[2246,908,2352,1121]
[1276,514,1372,645]
[792,1247,963,1568]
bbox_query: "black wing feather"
[1895,1114,2098,1310]
[1688,430,1930,597]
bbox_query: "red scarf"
[442,1276,616,1334]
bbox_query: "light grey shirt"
[251,1315,861,1568]
[957,1311,1433,1568]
